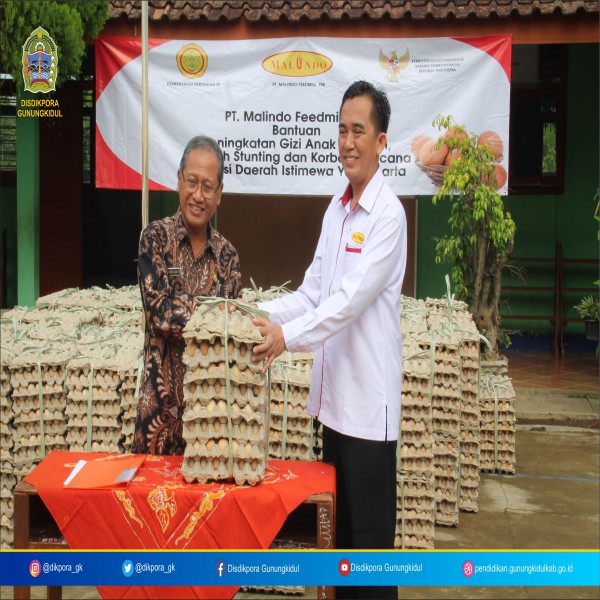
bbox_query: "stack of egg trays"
[282,352,323,460]
[395,471,435,550]
[0,466,15,549]
[269,360,315,461]
[399,296,429,338]
[181,304,269,486]
[64,337,126,454]
[395,341,436,549]
[417,331,462,527]
[108,332,144,453]
[0,334,16,548]
[119,357,143,453]
[425,306,483,514]
[479,373,516,474]
[0,333,15,466]
[458,329,481,513]
[9,341,73,476]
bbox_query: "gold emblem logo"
[379,48,410,82]
[352,232,365,244]
[176,43,208,79]
[262,51,332,77]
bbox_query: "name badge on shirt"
[167,267,182,278]
[345,231,365,253]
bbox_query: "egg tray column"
[0,340,15,549]
[269,360,315,462]
[479,372,516,474]
[9,344,73,477]
[458,331,482,513]
[181,305,269,486]
[397,340,436,549]
[64,343,129,455]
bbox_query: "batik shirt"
[132,208,241,455]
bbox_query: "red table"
[18,451,336,599]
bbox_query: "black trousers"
[322,425,398,600]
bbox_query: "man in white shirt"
[253,80,407,600]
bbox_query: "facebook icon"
[215,559,226,578]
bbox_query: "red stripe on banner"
[452,34,512,82]
[96,35,170,100]
[95,125,172,191]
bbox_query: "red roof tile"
[108,1,600,22]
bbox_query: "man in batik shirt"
[132,135,241,455]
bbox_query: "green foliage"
[431,115,515,302]
[0,0,109,90]
[542,123,556,174]
[573,295,600,321]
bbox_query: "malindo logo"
[176,43,208,79]
[22,26,58,93]
[379,47,410,82]
[262,51,332,77]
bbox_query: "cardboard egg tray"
[0,496,14,549]
[479,374,516,474]
[460,397,480,426]
[119,387,138,453]
[0,395,13,461]
[181,304,269,486]
[1,365,12,401]
[432,433,460,526]
[435,486,460,526]
[460,463,480,491]
[432,406,460,429]
[35,285,143,313]
[62,336,142,454]
[397,472,436,512]
[269,361,317,461]
[7,347,73,469]
[395,473,435,549]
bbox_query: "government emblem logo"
[22,26,58,93]
[379,47,410,82]
[176,43,208,79]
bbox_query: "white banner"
[96,35,511,195]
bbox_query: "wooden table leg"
[315,493,335,600]
[13,481,31,600]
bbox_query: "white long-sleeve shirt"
[259,169,407,441]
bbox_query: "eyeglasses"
[180,175,220,199]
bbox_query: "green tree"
[431,115,516,358]
[0,0,109,91]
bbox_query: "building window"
[509,45,567,194]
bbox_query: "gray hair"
[179,135,225,185]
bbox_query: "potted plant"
[574,295,600,341]
[427,115,515,360]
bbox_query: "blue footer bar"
[1,550,598,587]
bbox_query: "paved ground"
[4,387,599,599]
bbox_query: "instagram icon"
[30,560,41,578]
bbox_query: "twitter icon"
[122,560,134,577]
